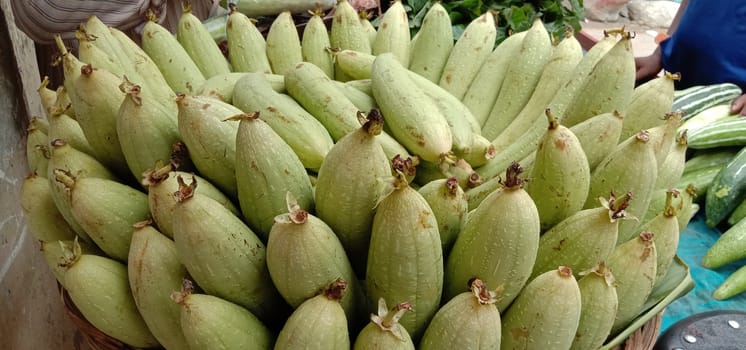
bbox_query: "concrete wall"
[0,2,88,349]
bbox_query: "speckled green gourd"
[26,118,50,175]
[21,173,76,243]
[366,170,443,342]
[445,163,540,312]
[372,0,410,67]
[226,6,272,74]
[419,278,502,350]
[266,11,303,75]
[267,194,364,325]
[570,262,618,350]
[530,193,629,280]
[63,251,159,348]
[55,169,150,262]
[608,232,657,334]
[639,190,680,288]
[525,110,590,231]
[314,110,391,277]
[302,10,334,79]
[408,2,453,83]
[274,279,351,350]
[353,299,415,350]
[418,177,468,254]
[500,266,581,350]
[171,177,289,327]
[128,223,190,350]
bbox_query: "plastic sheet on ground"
[660,212,746,333]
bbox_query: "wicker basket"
[61,283,662,350]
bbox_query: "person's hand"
[635,48,663,82]
[730,94,746,116]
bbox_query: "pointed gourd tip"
[362,109,384,135]
[558,266,574,277]
[323,278,348,301]
[173,175,197,203]
[445,176,460,195]
[133,219,152,230]
[470,278,498,305]
[635,129,651,142]
[80,64,94,76]
[545,108,559,130]
[59,236,82,268]
[501,161,527,189]
[171,279,195,305]
[170,142,191,170]
[639,231,655,243]
[392,154,417,179]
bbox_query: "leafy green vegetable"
[400,0,584,44]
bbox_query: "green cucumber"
[705,146,746,227]
[728,198,746,226]
[713,263,746,300]
[672,82,742,119]
[678,103,733,134]
[683,148,738,174]
[687,116,746,149]
[702,214,746,269]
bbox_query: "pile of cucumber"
[674,82,746,301]
[21,0,700,349]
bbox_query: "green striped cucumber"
[525,110,590,231]
[608,232,657,334]
[314,111,398,276]
[171,178,289,327]
[54,170,149,262]
[366,172,443,341]
[500,266,581,350]
[142,16,205,95]
[585,130,658,244]
[226,7,272,74]
[128,223,190,350]
[702,213,746,269]
[274,278,351,349]
[302,10,334,79]
[713,262,746,300]
[143,164,239,239]
[656,130,688,190]
[46,140,116,243]
[620,72,678,141]
[330,0,372,81]
[673,82,742,119]
[177,4,231,78]
[531,193,629,280]
[372,53,453,163]
[419,278,501,350]
[418,177,468,255]
[73,64,129,177]
[233,112,315,240]
[678,103,733,134]
[63,252,159,348]
[175,289,273,350]
[266,11,303,75]
[117,80,181,182]
[705,145,746,227]
[481,18,554,141]
[688,116,746,149]
[353,299,415,350]
[267,197,364,325]
[20,173,76,243]
[197,72,284,103]
[547,29,620,119]
[570,262,618,350]
[408,2,453,83]
[233,72,333,171]
[438,12,496,100]
[176,94,242,198]
[683,147,738,174]
[25,119,50,175]
[638,190,680,288]
[284,61,410,160]
[462,31,527,128]
[488,28,583,149]
[372,0,410,67]
[445,163,539,312]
